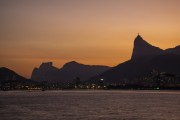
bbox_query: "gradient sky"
[0,0,180,78]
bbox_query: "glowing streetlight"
[100,78,104,88]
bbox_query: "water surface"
[0,90,180,120]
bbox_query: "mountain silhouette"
[31,62,59,82]
[165,45,180,55]
[0,67,28,81]
[131,35,163,61]
[89,35,180,83]
[31,61,110,83]
[0,67,39,90]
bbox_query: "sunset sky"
[0,0,180,78]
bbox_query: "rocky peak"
[131,34,163,61]
[62,61,83,70]
[31,62,59,81]
[134,34,149,46]
[39,62,53,69]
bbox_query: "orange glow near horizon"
[0,0,180,78]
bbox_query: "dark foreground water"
[0,90,180,120]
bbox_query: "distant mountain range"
[89,35,180,83]
[0,67,37,90]
[1,35,180,85]
[0,67,28,81]
[31,61,111,83]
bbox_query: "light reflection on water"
[0,90,180,120]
